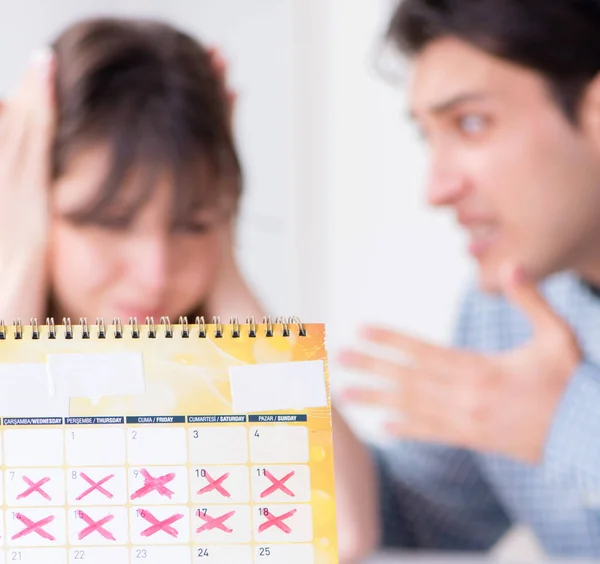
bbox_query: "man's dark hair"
[387,0,600,121]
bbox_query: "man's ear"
[579,73,600,148]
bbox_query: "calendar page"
[0,321,338,564]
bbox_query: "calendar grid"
[0,415,318,563]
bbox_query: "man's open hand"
[339,265,581,463]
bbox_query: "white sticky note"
[47,353,145,398]
[0,363,70,417]
[229,360,328,413]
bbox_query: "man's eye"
[174,222,212,235]
[93,217,132,230]
[457,114,487,135]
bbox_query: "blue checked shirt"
[374,272,600,556]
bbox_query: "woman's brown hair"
[51,16,242,227]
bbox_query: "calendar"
[0,318,338,564]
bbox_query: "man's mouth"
[464,223,499,258]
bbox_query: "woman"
[0,16,262,326]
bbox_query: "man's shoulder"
[455,271,585,351]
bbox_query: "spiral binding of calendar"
[0,316,307,340]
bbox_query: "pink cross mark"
[197,472,231,498]
[16,476,51,501]
[76,473,115,501]
[139,509,184,538]
[77,510,115,541]
[131,469,176,500]
[196,510,235,534]
[260,470,296,499]
[258,509,297,534]
[11,513,55,541]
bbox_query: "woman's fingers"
[23,54,57,183]
[1,48,56,191]
[207,46,237,128]
[27,48,56,136]
[1,49,55,154]
[0,48,55,242]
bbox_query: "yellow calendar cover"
[0,318,338,564]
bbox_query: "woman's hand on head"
[0,48,55,224]
[204,220,264,320]
[0,48,56,321]
[207,47,237,129]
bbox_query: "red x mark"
[260,470,296,499]
[17,476,51,501]
[197,472,231,498]
[76,473,115,501]
[258,509,297,534]
[131,469,175,500]
[12,513,55,541]
[196,510,235,534]
[77,510,115,541]
[139,509,184,538]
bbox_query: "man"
[334,0,600,560]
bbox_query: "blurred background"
[0,0,539,559]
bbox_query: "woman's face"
[49,144,225,322]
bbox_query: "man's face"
[409,38,600,292]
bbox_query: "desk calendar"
[0,317,338,564]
